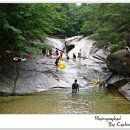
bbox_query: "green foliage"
[110,42,123,53]
[37,44,52,50]
[80,21,97,35]
[0,3,70,59]
[79,3,130,51]
[25,47,40,54]
[18,44,52,58]
[1,3,130,58]
[61,3,83,37]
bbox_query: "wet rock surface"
[1,36,130,101]
[0,56,108,94]
[0,60,17,94]
[119,82,130,100]
[89,43,99,55]
[0,36,109,95]
[107,75,128,88]
[45,37,65,51]
[104,50,130,100]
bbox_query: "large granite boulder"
[106,50,130,75]
[0,36,109,95]
[45,37,65,51]
[65,36,83,46]
[0,60,17,94]
[0,57,107,95]
[0,58,71,95]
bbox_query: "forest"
[0,3,130,59]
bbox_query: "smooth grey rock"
[0,36,110,95]
[90,44,99,54]
[45,37,65,51]
[106,50,130,75]
[119,83,130,100]
[0,61,17,93]
[107,75,128,88]
[93,49,110,61]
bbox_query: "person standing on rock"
[80,49,82,55]
[78,49,82,60]
[55,48,59,57]
[99,80,106,87]
[49,49,52,58]
[78,52,81,58]
[72,79,79,94]
[55,56,60,71]
[66,54,69,60]
[60,50,64,59]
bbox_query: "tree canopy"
[78,4,130,51]
[1,3,130,59]
[0,3,69,58]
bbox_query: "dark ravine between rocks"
[0,36,130,101]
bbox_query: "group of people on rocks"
[54,48,88,71]
[42,46,109,94]
[72,49,86,61]
[55,48,64,58]
[54,49,64,70]
[42,48,62,60]
[43,48,64,59]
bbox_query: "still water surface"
[0,87,130,114]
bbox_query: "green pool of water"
[0,87,130,114]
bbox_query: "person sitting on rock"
[104,43,109,50]
[124,47,130,57]
[46,51,49,57]
[99,80,106,87]
[55,48,59,57]
[72,79,79,94]
[42,48,46,56]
